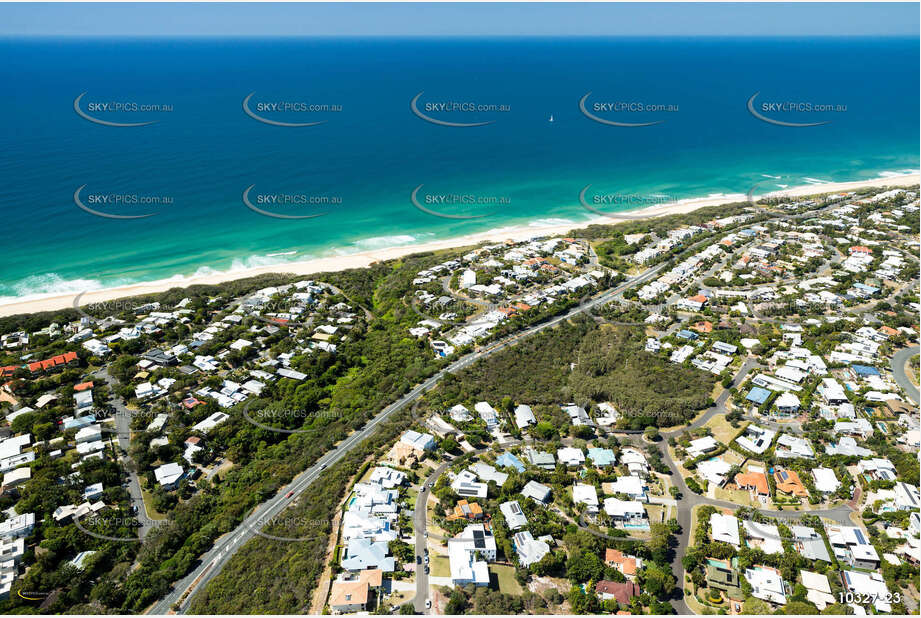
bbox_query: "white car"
[425,600,432,609]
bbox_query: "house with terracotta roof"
[328,580,370,613]
[595,580,640,604]
[691,321,713,333]
[774,468,809,498]
[27,351,78,374]
[446,500,484,521]
[604,548,642,579]
[878,325,899,339]
[734,470,770,496]
[677,294,708,312]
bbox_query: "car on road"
[424,555,429,565]
[320,464,327,470]
[424,531,428,537]
[425,600,431,609]
[424,566,429,574]
[285,491,294,498]
[427,482,433,489]
[416,555,421,564]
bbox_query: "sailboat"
[548,114,554,123]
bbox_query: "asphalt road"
[149,204,842,614]
[149,263,669,614]
[891,345,920,404]
[412,459,453,614]
[91,367,160,539]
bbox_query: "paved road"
[151,264,669,614]
[91,367,160,539]
[653,437,854,614]
[891,345,920,404]
[412,459,454,614]
[662,358,761,439]
[150,203,842,614]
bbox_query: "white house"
[572,483,599,513]
[812,468,840,495]
[710,513,740,547]
[154,462,184,490]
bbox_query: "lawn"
[138,483,169,521]
[429,554,450,578]
[703,413,747,445]
[490,564,522,595]
[721,449,746,467]
[645,504,665,524]
[714,486,760,508]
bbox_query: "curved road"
[891,345,920,405]
[151,263,670,614]
[150,203,850,614]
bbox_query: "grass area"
[721,449,746,467]
[645,504,665,524]
[684,586,709,615]
[714,486,760,508]
[429,555,450,578]
[138,482,169,521]
[907,357,919,386]
[689,504,705,540]
[710,383,724,401]
[490,564,522,595]
[382,590,413,610]
[703,413,748,445]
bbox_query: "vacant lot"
[490,564,522,595]
[703,413,747,445]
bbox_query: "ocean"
[0,36,917,302]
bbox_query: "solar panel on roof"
[854,529,866,544]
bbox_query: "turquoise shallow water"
[0,36,917,302]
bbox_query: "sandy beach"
[2,172,917,318]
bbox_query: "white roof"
[775,392,801,408]
[499,500,528,530]
[609,475,646,498]
[812,467,840,493]
[743,520,784,554]
[603,498,645,518]
[801,570,831,594]
[745,566,786,605]
[154,462,184,486]
[710,512,740,546]
[572,483,599,509]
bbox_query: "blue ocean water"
[0,36,917,301]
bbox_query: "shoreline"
[1,172,917,318]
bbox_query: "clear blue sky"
[0,3,917,36]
